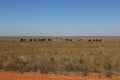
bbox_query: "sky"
[0,0,120,36]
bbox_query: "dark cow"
[29,39,32,42]
[41,39,46,41]
[78,39,82,41]
[89,39,102,42]
[93,39,96,42]
[65,39,72,41]
[96,39,102,42]
[48,39,52,41]
[88,39,92,42]
[38,39,41,41]
[99,39,102,42]
[20,38,26,42]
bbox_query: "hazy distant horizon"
[0,0,120,36]
[0,35,120,37]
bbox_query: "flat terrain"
[0,36,120,79]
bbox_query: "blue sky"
[0,0,120,36]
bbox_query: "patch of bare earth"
[0,72,120,80]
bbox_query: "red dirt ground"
[0,72,120,80]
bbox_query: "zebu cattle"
[20,38,26,42]
[29,39,32,42]
[41,39,46,41]
[65,39,72,41]
[78,39,82,41]
[38,39,41,41]
[48,39,52,41]
[93,39,96,42]
[96,39,102,42]
[99,39,102,42]
[88,39,102,42]
[88,39,92,42]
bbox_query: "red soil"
[0,72,120,80]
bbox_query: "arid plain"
[0,36,120,80]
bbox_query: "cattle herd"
[88,39,102,42]
[20,38,51,42]
[20,38,102,42]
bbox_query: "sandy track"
[0,72,120,80]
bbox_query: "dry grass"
[0,36,120,77]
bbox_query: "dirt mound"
[0,72,120,80]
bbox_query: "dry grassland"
[0,36,120,77]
